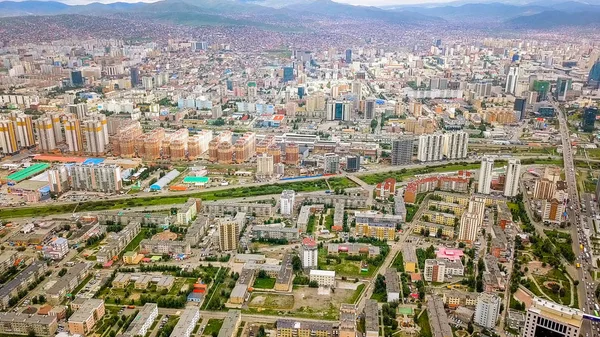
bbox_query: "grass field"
[203,319,224,337]
[253,277,276,289]
[416,310,432,337]
[348,284,365,304]
[248,292,295,309]
[2,177,355,219]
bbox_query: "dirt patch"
[514,288,533,308]
[527,261,552,275]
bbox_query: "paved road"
[552,98,598,336]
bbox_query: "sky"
[0,0,464,5]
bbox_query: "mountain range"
[1,0,600,28]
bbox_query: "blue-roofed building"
[150,169,180,191]
[83,158,105,165]
[187,292,204,303]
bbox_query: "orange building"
[267,144,282,164]
[285,142,299,165]
[141,128,165,160]
[218,142,233,164]
[234,132,256,163]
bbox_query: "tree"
[467,322,474,334]
[292,255,302,271]
[58,268,67,277]
[28,330,36,337]
[308,281,319,288]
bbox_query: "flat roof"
[7,163,50,182]
[310,269,336,277]
[33,154,87,163]
[183,176,210,184]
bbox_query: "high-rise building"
[35,117,57,152]
[345,49,352,63]
[474,293,500,329]
[589,59,600,88]
[218,218,239,251]
[555,77,571,101]
[477,156,494,194]
[514,98,527,120]
[300,237,318,269]
[130,67,139,87]
[323,153,340,174]
[504,159,521,197]
[582,107,597,132]
[351,81,362,102]
[70,70,84,86]
[283,67,294,83]
[365,99,376,120]
[256,153,274,177]
[505,65,519,94]
[458,212,480,243]
[424,259,445,283]
[346,155,360,172]
[327,101,352,121]
[522,297,582,337]
[9,112,35,148]
[83,119,106,155]
[64,118,84,153]
[47,166,69,194]
[67,103,88,120]
[533,179,556,200]
[48,112,63,143]
[285,143,299,165]
[68,164,122,193]
[233,132,256,163]
[442,132,469,160]
[0,120,17,154]
[391,138,413,166]
[417,133,443,162]
[280,190,295,216]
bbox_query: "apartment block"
[68,299,105,335]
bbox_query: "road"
[355,225,413,312]
[552,98,598,336]
[5,154,565,221]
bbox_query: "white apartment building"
[474,292,500,329]
[309,270,336,287]
[68,163,123,193]
[280,190,295,216]
[300,237,318,269]
[477,156,494,194]
[503,158,521,197]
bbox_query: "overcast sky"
[1,0,461,5]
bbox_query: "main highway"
[553,98,599,336]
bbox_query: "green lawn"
[416,310,432,337]
[253,277,276,289]
[348,284,365,304]
[203,319,224,337]
[122,229,148,254]
[1,177,356,219]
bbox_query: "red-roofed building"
[302,237,317,247]
[375,178,396,200]
[404,174,470,203]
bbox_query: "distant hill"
[390,2,548,22]
[506,10,600,28]
[0,1,70,16]
[286,0,440,24]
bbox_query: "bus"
[595,310,599,317]
[595,303,599,312]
